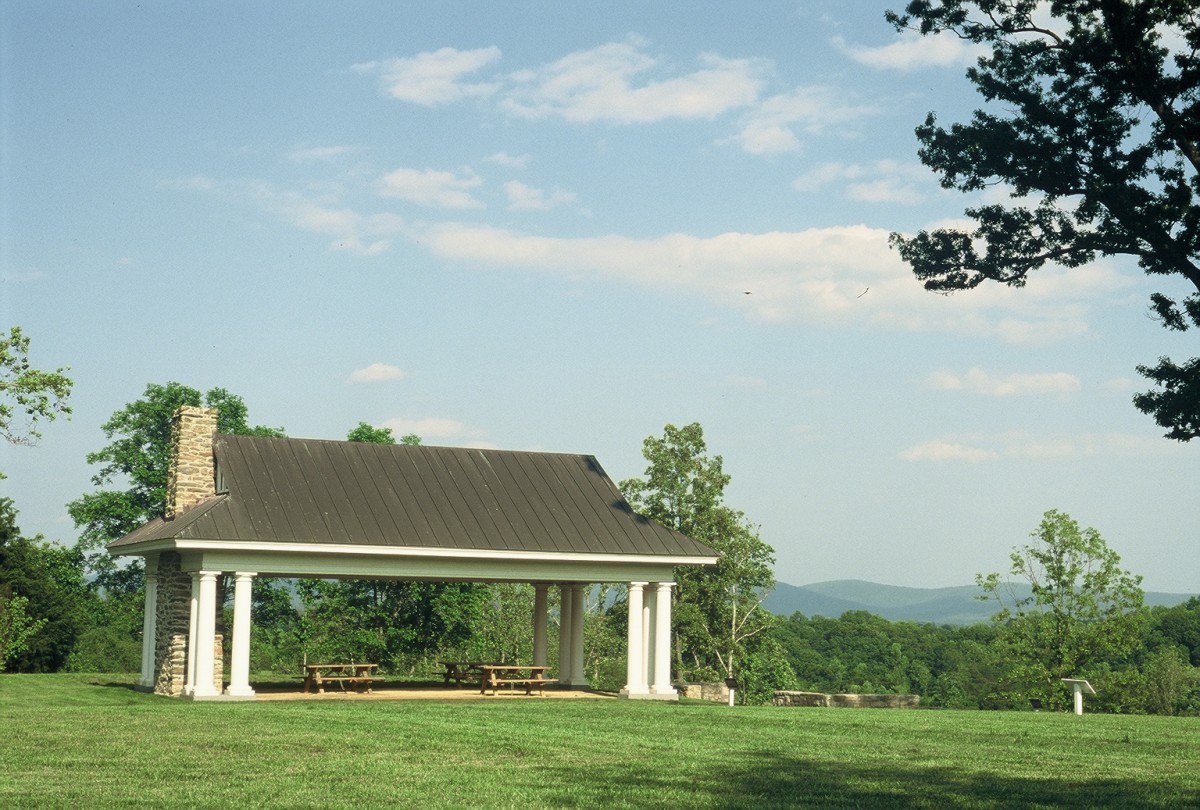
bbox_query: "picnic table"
[438,661,492,687]
[303,663,378,694]
[478,664,556,696]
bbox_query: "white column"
[191,570,221,698]
[557,584,573,683]
[184,573,200,695]
[533,584,549,667]
[642,588,654,689]
[225,572,256,698]
[138,563,159,688]
[622,582,648,696]
[569,584,587,688]
[652,582,675,696]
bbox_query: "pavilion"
[108,406,718,700]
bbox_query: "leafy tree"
[1150,596,1200,666]
[621,423,778,684]
[346,422,421,445]
[0,326,73,477]
[0,594,45,672]
[295,577,486,670]
[67,382,284,592]
[886,1,1200,440]
[0,498,94,672]
[978,509,1145,709]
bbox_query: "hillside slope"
[764,579,1196,625]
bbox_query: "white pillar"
[569,584,587,688]
[533,584,549,667]
[557,584,573,683]
[191,570,221,698]
[652,582,675,697]
[622,582,648,696]
[184,573,200,695]
[138,563,159,688]
[642,588,654,689]
[225,572,256,698]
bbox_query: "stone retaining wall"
[680,682,730,702]
[773,690,920,709]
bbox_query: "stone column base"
[619,688,678,701]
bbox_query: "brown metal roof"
[109,435,716,559]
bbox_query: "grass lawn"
[1,674,1198,808]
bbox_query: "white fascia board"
[114,538,716,582]
[169,538,717,567]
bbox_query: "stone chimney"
[165,405,218,519]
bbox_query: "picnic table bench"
[478,664,556,696]
[303,663,378,694]
[437,661,495,687]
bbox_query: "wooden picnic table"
[303,663,378,694]
[477,664,556,696]
[438,661,492,687]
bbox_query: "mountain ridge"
[763,579,1196,625]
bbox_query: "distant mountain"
[763,579,1196,625]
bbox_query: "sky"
[2,1,1196,593]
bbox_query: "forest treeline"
[2,375,1197,715]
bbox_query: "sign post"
[1061,678,1095,715]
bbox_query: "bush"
[64,625,141,673]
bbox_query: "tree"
[0,326,72,476]
[67,382,284,592]
[978,509,1145,708]
[621,423,779,686]
[346,422,421,446]
[0,498,93,672]
[0,595,45,673]
[886,1,1200,440]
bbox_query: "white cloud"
[377,167,484,209]
[414,221,1128,343]
[266,193,404,256]
[734,87,875,155]
[380,416,493,447]
[503,180,577,211]
[356,46,502,105]
[794,160,930,204]
[901,440,997,463]
[927,368,1081,397]
[180,175,406,256]
[288,145,352,163]
[348,363,406,383]
[486,152,531,169]
[837,31,984,71]
[502,38,764,123]
[902,431,1186,463]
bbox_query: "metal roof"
[110,434,716,559]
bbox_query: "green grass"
[1,674,1198,808]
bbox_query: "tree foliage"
[0,498,95,672]
[0,594,44,673]
[66,382,283,592]
[0,326,73,475]
[346,422,421,446]
[621,423,780,685]
[978,509,1145,708]
[887,0,1200,439]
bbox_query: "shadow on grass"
[532,749,1199,809]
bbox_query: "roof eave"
[120,537,718,567]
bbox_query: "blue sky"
[2,1,1196,592]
